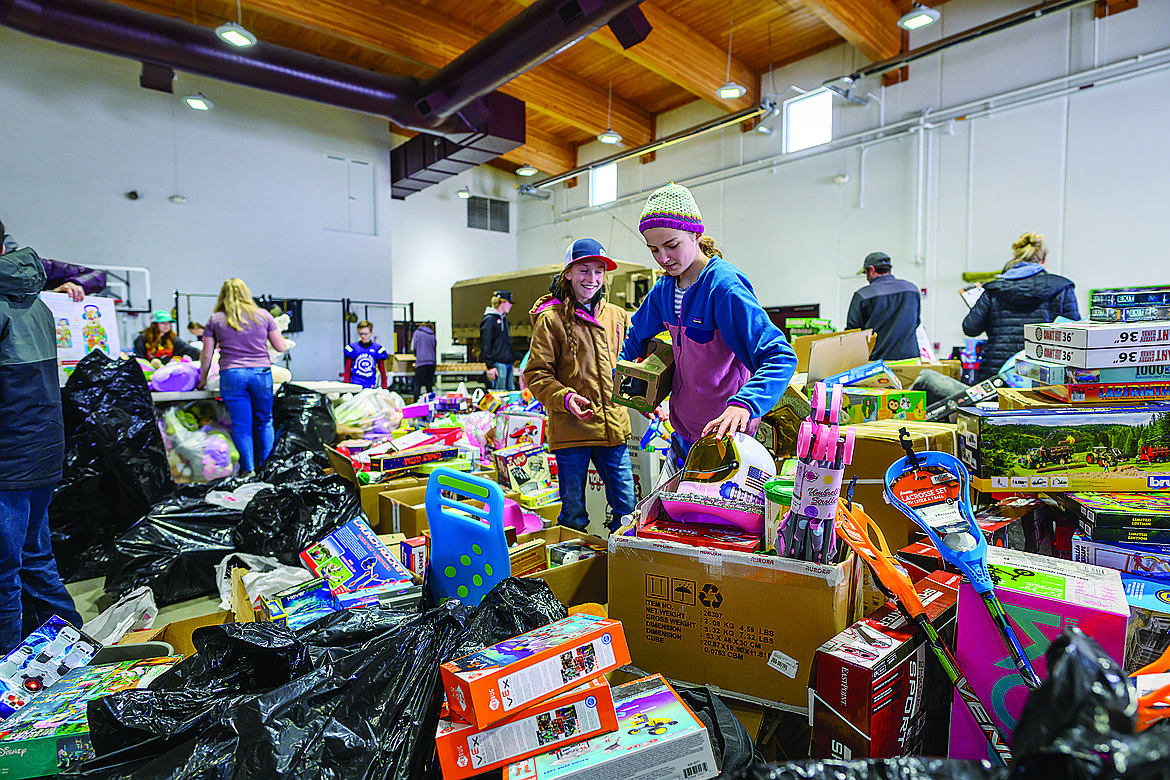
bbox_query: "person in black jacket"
[846,252,922,361]
[963,232,1079,381]
[480,289,516,390]
[0,225,84,653]
[133,310,200,365]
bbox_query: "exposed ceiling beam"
[799,0,903,64]
[390,123,575,176]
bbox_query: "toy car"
[627,713,678,736]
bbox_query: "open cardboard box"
[612,338,674,414]
[805,329,876,384]
[791,329,874,374]
[518,527,608,607]
[117,609,236,657]
[326,445,422,523]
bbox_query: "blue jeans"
[555,444,637,531]
[0,486,83,653]
[490,362,514,391]
[220,367,275,473]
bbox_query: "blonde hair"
[214,278,263,331]
[698,235,722,259]
[490,295,507,309]
[548,268,607,379]
[1006,232,1047,269]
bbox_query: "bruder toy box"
[440,614,630,729]
[956,405,1170,492]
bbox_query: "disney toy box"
[299,517,413,594]
[505,674,718,780]
[0,617,101,720]
[440,614,630,728]
[0,655,179,779]
[435,678,617,780]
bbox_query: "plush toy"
[200,426,237,480]
[150,356,200,392]
[136,357,159,381]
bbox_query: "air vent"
[558,1,585,26]
[468,197,509,233]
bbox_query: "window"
[467,196,509,233]
[783,89,833,154]
[589,162,617,207]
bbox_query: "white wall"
[0,27,518,378]
[518,0,1170,357]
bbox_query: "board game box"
[1052,493,1170,530]
[1026,322,1170,350]
[505,674,718,780]
[1121,573,1170,673]
[299,517,413,594]
[1091,287,1170,308]
[1071,534,1170,579]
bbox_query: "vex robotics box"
[0,617,101,720]
[0,656,180,779]
[505,674,718,780]
[956,405,1170,492]
[440,614,630,729]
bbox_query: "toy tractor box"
[956,405,1170,492]
[613,339,674,415]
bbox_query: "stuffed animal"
[150,356,200,392]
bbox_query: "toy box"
[435,678,618,780]
[440,614,630,728]
[0,617,101,720]
[812,570,960,760]
[1091,287,1170,308]
[1090,306,1170,323]
[922,376,1005,422]
[840,388,926,425]
[399,536,428,578]
[956,405,1170,492]
[820,359,900,390]
[336,582,424,611]
[1034,382,1170,404]
[1026,321,1170,350]
[494,444,551,493]
[505,675,718,780]
[1023,339,1170,369]
[948,548,1128,761]
[0,656,180,779]
[299,517,413,593]
[262,578,339,630]
[547,540,603,567]
[612,339,674,414]
[369,445,459,473]
[1068,364,1170,384]
[1071,534,1170,579]
[1121,573,1170,672]
[1053,493,1170,530]
[637,519,762,553]
[496,412,546,449]
[519,485,560,509]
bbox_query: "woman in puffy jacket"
[963,232,1080,380]
[524,238,636,532]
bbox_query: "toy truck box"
[1121,573,1170,673]
[956,405,1170,492]
[299,517,413,593]
[840,388,926,425]
[948,548,1128,761]
[613,339,674,415]
[1026,322,1170,350]
[440,614,630,728]
[812,570,961,760]
[436,678,618,780]
[505,674,718,780]
[0,656,180,779]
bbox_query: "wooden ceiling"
[106,0,947,176]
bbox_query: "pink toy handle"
[828,384,844,424]
[811,383,827,423]
[841,427,856,465]
[797,420,815,460]
[815,424,839,462]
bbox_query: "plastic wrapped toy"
[149,356,200,392]
[161,406,239,482]
[658,432,775,534]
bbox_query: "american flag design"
[744,466,768,494]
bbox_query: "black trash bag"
[444,577,569,661]
[233,474,361,565]
[256,450,324,486]
[74,601,471,780]
[104,496,242,605]
[295,605,424,657]
[268,384,335,466]
[174,474,259,500]
[1011,626,1170,780]
[50,351,176,580]
[729,758,1003,780]
[677,684,756,778]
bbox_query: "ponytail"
[1006,232,1047,269]
[698,235,722,259]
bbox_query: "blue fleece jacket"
[619,257,797,444]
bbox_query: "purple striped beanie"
[639,182,703,235]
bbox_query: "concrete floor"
[67,577,224,628]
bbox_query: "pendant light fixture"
[515,163,537,177]
[216,0,257,47]
[717,3,745,101]
[457,186,472,199]
[597,80,622,145]
[898,3,941,30]
[184,93,213,110]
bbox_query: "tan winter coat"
[524,294,632,450]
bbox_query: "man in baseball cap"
[846,251,922,361]
[482,290,516,389]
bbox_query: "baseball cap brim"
[567,254,617,272]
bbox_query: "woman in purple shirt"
[197,278,287,475]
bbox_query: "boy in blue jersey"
[343,320,389,389]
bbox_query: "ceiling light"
[898,4,940,31]
[168,194,188,204]
[598,79,622,145]
[597,129,622,145]
[717,81,746,101]
[754,124,773,135]
[184,93,213,110]
[215,21,256,47]
[457,186,471,199]
[516,164,537,177]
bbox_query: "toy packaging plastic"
[1121,573,1170,672]
[435,678,618,780]
[812,570,961,760]
[299,517,413,593]
[1070,534,1170,579]
[0,617,101,720]
[546,541,604,567]
[0,655,180,779]
[948,547,1128,761]
[440,614,630,728]
[505,674,718,780]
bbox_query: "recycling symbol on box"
[698,584,723,608]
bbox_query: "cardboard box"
[999,386,1162,410]
[378,486,429,536]
[1122,573,1170,673]
[948,548,1128,760]
[1034,382,1170,404]
[812,570,961,760]
[510,537,550,577]
[1091,287,1170,307]
[840,388,926,425]
[1018,361,1170,385]
[519,485,560,509]
[1026,321,1170,350]
[391,353,416,372]
[436,679,618,780]
[956,405,1170,492]
[806,330,876,384]
[369,445,459,473]
[1071,534,1170,578]
[496,412,546,449]
[1053,493,1170,532]
[792,329,872,374]
[612,339,674,414]
[117,610,235,657]
[1023,339,1170,369]
[0,617,101,720]
[887,360,962,388]
[821,360,901,390]
[494,444,551,492]
[608,531,856,709]
[637,519,762,553]
[400,536,429,577]
[440,614,630,728]
[300,517,413,593]
[520,528,609,607]
[1091,305,1170,323]
[505,674,719,780]
[0,656,180,779]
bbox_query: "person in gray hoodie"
[411,321,437,398]
[0,219,83,652]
